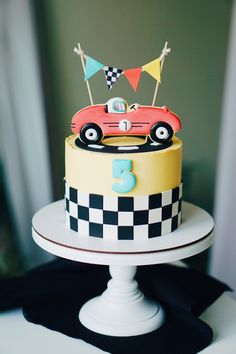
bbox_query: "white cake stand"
[32,200,214,337]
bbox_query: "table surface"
[0,292,234,354]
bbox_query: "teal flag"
[84,56,104,80]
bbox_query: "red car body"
[71,104,181,139]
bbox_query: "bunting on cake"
[103,66,123,90]
[142,58,161,83]
[74,42,170,104]
[84,56,104,80]
[123,68,142,92]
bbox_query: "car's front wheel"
[79,123,103,144]
[150,122,173,143]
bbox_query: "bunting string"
[74,42,171,101]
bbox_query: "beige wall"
[37,0,231,212]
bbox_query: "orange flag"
[123,68,142,92]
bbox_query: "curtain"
[211,0,236,299]
[0,0,54,268]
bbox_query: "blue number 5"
[112,159,136,193]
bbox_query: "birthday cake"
[65,43,182,240]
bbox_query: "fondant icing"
[65,135,182,196]
[65,99,183,239]
[65,181,182,239]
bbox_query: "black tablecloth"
[0,259,230,354]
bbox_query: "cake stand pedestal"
[32,200,214,337]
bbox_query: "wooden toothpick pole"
[74,43,94,106]
[151,41,170,106]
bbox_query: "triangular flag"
[84,56,104,80]
[123,68,142,92]
[142,58,161,83]
[103,66,123,90]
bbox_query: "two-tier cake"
[65,97,182,240]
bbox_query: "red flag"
[123,68,142,92]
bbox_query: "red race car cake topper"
[71,97,181,145]
[72,42,181,146]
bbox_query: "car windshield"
[112,101,126,113]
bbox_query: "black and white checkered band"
[65,181,183,240]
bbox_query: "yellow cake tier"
[65,135,182,196]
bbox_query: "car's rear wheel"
[80,123,103,144]
[150,122,173,143]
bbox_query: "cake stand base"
[32,201,214,337]
[79,265,165,336]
